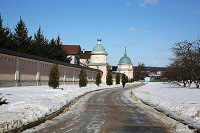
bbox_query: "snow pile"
[0,83,120,132]
[132,82,200,129]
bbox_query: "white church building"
[86,36,133,82]
[117,47,133,79]
[88,37,108,82]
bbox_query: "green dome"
[118,47,132,64]
[93,44,106,52]
[92,38,107,53]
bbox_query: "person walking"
[121,74,126,88]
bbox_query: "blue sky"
[1,0,200,67]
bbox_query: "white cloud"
[126,1,132,6]
[159,32,164,35]
[151,41,163,45]
[128,27,151,34]
[113,43,123,47]
[128,40,136,45]
[128,27,137,33]
[138,0,158,7]
[151,41,172,46]
[141,29,151,33]
[172,31,178,34]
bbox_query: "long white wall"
[0,53,100,87]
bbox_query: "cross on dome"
[118,47,132,64]
[124,46,127,57]
[97,34,102,42]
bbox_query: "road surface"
[24,83,169,133]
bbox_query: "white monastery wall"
[0,53,100,87]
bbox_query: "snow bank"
[131,82,200,130]
[0,83,120,132]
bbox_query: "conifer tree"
[106,70,113,85]
[121,74,126,88]
[95,72,102,86]
[79,68,88,87]
[32,26,48,57]
[116,73,120,84]
[125,76,129,83]
[13,16,32,53]
[55,35,71,62]
[0,15,13,49]
[48,63,60,89]
[48,36,71,63]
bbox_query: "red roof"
[62,45,81,55]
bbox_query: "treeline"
[0,16,71,63]
[133,63,148,81]
[162,39,200,88]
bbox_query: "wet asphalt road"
[26,84,168,133]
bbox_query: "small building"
[145,67,165,81]
[62,45,81,65]
[144,77,151,82]
[117,47,133,79]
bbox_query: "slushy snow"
[131,82,200,130]
[0,83,120,132]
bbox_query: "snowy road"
[24,84,169,133]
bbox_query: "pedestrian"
[122,82,125,88]
[121,74,126,88]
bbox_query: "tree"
[48,63,60,89]
[116,73,120,84]
[125,76,129,83]
[48,36,71,63]
[161,39,200,88]
[79,68,88,87]
[121,74,126,88]
[0,15,13,49]
[133,63,148,81]
[129,78,134,83]
[31,26,49,57]
[172,40,200,87]
[95,72,102,86]
[0,15,71,64]
[13,16,32,53]
[106,70,113,85]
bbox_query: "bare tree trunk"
[188,80,192,87]
[183,81,187,87]
[194,80,199,88]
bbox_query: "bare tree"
[133,63,148,81]
[162,39,200,88]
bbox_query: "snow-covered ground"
[0,83,121,132]
[131,82,200,130]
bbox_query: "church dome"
[92,37,107,53]
[93,44,106,52]
[118,47,132,64]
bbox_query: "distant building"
[144,77,151,82]
[117,47,133,79]
[142,67,166,82]
[80,50,91,66]
[62,45,81,65]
